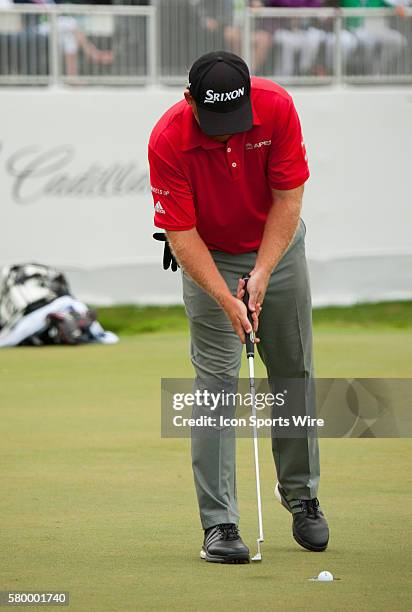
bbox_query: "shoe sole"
[200,549,250,564]
[292,528,328,552]
[275,482,329,553]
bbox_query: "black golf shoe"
[200,523,250,564]
[275,483,329,552]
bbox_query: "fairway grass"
[96,301,412,336]
[1,330,411,611]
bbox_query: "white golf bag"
[0,263,118,347]
[0,263,71,331]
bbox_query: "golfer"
[149,51,329,564]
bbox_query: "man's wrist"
[251,262,273,279]
[217,292,237,311]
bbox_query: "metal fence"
[0,4,411,86]
[0,5,156,85]
[246,6,412,84]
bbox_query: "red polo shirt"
[148,77,309,254]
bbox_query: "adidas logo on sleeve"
[154,201,166,214]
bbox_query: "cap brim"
[197,100,253,136]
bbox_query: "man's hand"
[394,5,407,18]
[236,269,269,317]
[222,295,260,345]
[203,17,219,31]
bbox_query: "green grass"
[0,328,411,611]
[97,305,188,336]
[96,301,412,337]
[312,301,412,329]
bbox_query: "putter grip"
[242,275,254,358]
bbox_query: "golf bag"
[0,263,99,346]
[21,308,98,347]
[0,263,71,331]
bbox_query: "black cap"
[188,51,252,136]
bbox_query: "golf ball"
[317,570,333,582]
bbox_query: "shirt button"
[232,162,237,168]
[227,147,231,153]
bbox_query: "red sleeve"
[148,144,196,231]
[267,98,310,191]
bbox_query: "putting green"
[0,330,411,611]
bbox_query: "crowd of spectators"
[0,0,411,80]
[195,0,411,76]
[0,0,150,77]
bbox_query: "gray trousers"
[182,220,320,529]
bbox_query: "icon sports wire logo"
[154,201,166,214]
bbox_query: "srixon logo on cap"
[203,87,245,104]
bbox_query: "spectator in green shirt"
[326,0,409,75]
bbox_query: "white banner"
[1,86,411,305]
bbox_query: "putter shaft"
[248,353,264,558]
[242,275,264,562]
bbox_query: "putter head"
[251,538,264,562]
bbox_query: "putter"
[242,275,264,562]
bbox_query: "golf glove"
[153,233,179,272]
